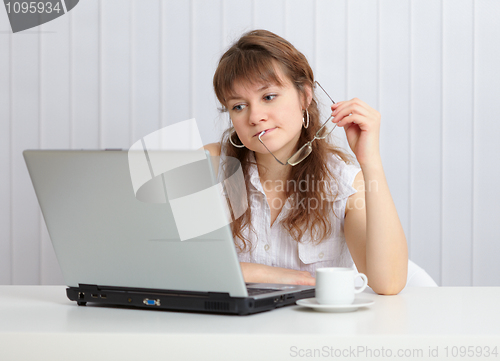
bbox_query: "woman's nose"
[248,104,268,125]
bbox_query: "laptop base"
[67,284,315,316]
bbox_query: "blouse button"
[264,244,270,251]
[318,252,324,259]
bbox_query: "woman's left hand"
[331,98,381,167]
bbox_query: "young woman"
[204,30,408,295]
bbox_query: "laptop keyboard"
[246,287,281,296]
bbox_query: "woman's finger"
[332,98,371,115]
[333,105,368,123]
[336,114,372,131]
[334,113,355,127]
[332,102,356,116]
[330,100,348,109]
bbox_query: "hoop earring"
[302,108,309,129]
[229,127,246,148]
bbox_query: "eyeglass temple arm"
[258,132,288,166]
[314,81,335,105]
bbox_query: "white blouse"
[218,146,361,277]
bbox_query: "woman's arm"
[344,168,408,294]
[332,99,408,295]
[240,262,316,286]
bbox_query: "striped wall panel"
[0,0,499,286]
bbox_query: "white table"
[1,286,499,360]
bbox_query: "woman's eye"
[232,104,246,111]
[264,94,277,101]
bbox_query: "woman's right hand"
[240,262,316,286]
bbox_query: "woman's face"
[226,68,307,160]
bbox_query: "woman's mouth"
[254,128,276,137]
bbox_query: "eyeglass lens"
[316,115,336,139]
[288,143,313,165]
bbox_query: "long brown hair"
[213,30,353,252]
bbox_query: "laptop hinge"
[78,284,100,292]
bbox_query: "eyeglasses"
[258,81,337,166]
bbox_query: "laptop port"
[100,294,107,299]
[91,294,98,298]
[143,298,161,306]
[78,292,85,299]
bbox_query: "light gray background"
[1,0,499,286]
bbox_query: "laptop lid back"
[23,150,248,297]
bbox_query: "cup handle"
[354,273,368,294]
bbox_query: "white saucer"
[296,297,374,312]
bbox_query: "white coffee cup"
[315,267,368,305]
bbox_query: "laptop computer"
[23,149,315,315]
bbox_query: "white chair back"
[406,259,438,287]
